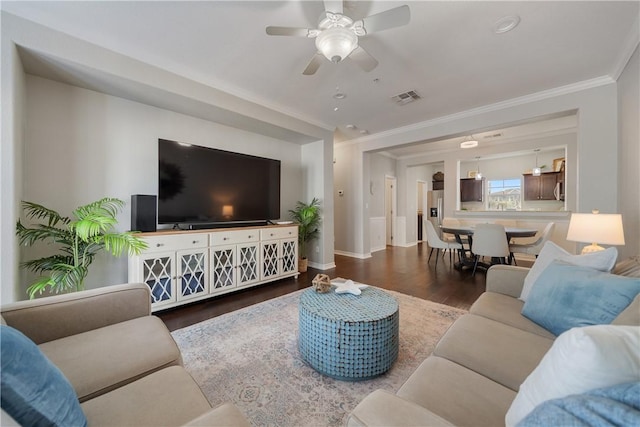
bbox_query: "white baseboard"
[371,245,386,253]
[334,250,372,259]
[308,261,337,270]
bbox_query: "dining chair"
[470,223,510,276]
[509,222,555,265]
[442,217,469,247]
[424,220,463,266]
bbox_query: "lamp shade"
[315,27,358,63]
[567,211,625,253]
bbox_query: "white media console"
[128,225,298,311]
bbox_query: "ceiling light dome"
[315,27,358,63]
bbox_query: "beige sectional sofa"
[1,283,250,426]
[347,264,640,427]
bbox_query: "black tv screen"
[158,139,280,225]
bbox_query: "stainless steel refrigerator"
[427,190,444,230]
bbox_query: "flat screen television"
[158,139,280,227]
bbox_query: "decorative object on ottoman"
[333,278,369,295]
[298,285,399,381]
[311,274,332,293]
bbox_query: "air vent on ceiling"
[392,90,421,105]
[483,132,503,139]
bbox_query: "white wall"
[20,75,305,297]
[617,46,640,259]
[0,36,26,304]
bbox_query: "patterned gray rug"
[171,287,466,427]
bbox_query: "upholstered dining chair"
[424,220,463,266]
[509,222,556,265]
[470,223,510,276]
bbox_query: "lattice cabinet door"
[237,242,260,287]
[176,249,209,302]
[138,251,176,308]
[280,238,298,276]
[210,244,237,293]
[261,240,280,280]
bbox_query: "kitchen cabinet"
[460,178,484,202]
[523,172,562,201]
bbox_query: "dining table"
[440,225,538,271]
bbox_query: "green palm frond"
[73,198,124,221]
[21,255,74,275]
[27,264,88,299]
[100,232,148,257]
[21,201,70,227]
[16,221,74,247]
[72,214,118,240]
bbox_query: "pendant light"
[460,135,479,149]
[475,156,483,180]
[532,149,541,176]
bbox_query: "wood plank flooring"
[158,243,529,331]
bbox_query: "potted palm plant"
[288,198,321,272]
[16,197,148,299]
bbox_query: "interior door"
[385,176,397,246]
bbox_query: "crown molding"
[610,14,640,81]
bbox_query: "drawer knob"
[248,235,253,238]
[192,240,199,244]
[156,243,164,247]
[223,237,229,241]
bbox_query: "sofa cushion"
[469,292,555,339]
[613,256,640,277]
[522,261,640,336]
[346,389,454,427]
[81,366,213,426]
[0,325,87,427]
[39,316,182,402]
[517,382,640,427]
[433,314,553,391]
[397,356,516,427]
[505,325,640,427]
[520,242,617,302]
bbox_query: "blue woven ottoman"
[298,284,399,381]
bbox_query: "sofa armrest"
[485,265,530,298]
[0,283,151,344]
[346,390,454,427]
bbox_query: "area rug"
[171,288,466,427]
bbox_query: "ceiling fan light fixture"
[315,27,358,63]
[460,135,479,149]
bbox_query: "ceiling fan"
[266,0,410,75]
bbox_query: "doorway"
[417,180,427,241]
[385,176,397,246]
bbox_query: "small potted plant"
[16,197,148,299]
[289,198,321,272]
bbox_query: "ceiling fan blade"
[323,0,343,14]
[359,5,410,34]
[266,26,312,37]
[303,53,324,75]
[349,46,378,72]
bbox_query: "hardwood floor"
[158,243,528,331]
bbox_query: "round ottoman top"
[300,285,398,322]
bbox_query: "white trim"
[611,15,640,81]
[334,250,372,259]
[308,261,337,270]
[338,76,614,147]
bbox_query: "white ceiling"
[3,1,639,145]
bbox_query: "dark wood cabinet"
[460,178,484,202]
[523,172,562,200]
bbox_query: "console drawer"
[260,226,297,241]
[210,229,260,246]
[142,234,208,252]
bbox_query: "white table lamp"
[566,210,625,254]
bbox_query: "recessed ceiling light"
[333,92,346,100]
[494,15,520,34]
[346,124,356,130]
[333,107,339,112]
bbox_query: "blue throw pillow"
[0,325,87,427]
[517,382,640,427]
[522,261,640,336]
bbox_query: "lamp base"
[580,243,605,254]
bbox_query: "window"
[487,179,521,210]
